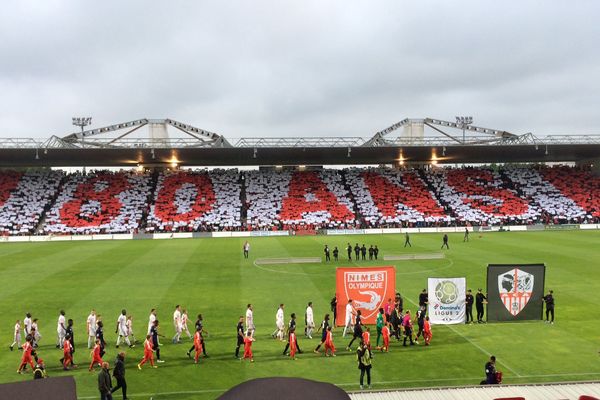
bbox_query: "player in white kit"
[127,315,136,344]
[342,300,356,338]
[87,310,97,349]
[115,309,134,348]
[305,302,315,339]
[10,320,21,351]
[271,304,285,340]
[31,318,41,344]
[57,310,66,348]
[147,309,157,335]
[245,304,255,338]
[172,305,182,344]
[23,313,32,337]
[181,309,193,340]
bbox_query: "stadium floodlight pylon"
[62,118,232,148]
[363,117,519,147]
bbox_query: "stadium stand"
[0,165,597,235]
[42,170,151,234]
[540,166,600,221]
[425,167,540,225]
[0,170,63,235]
[346,168,450,227]
[503,166,588,224]
[146,169,242,232]
[246,170,355,230]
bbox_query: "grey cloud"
[0,0,599,140]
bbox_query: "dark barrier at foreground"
[0,376,76,400]
[218,377,350,400]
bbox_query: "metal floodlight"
[456,116,474,143]
[72,117,92,133]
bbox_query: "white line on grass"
[77,372,600,399]
[252,257,454,276]
[405,298,522,377]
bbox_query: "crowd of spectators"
[146,169,242,232]
[0,165,598,236]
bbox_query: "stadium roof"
[0,117,599,167]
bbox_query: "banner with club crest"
[427,277,466,325]
[486,264,546,321]
[335,266,396,326]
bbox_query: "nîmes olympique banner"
[487,264,546,321]
[427,277,466,325]
[336,266,396,326]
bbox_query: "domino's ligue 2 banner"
[336,266,396,326]
[427,277,466,325]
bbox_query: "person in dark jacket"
[98,361,112,400]
[111,352,127,400]
[481,355,499,385]
[357,341,373,390]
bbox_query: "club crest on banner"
[343,270,387,320]
[335,266,396,325]
[498,268,534,316]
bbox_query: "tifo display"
[0,165,598,236]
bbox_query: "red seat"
[494,398,525,400]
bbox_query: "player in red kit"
[89,339,103,371]
[289,328,298,360]
[381,323,390,352]
[324,326,336,357]
[17,336,35,374]
[423,316,432,346]
[193,328,203,364]
[62,335,73,370]
[242,333,255,362]
[138,335,157,369]
[361,326,371,349]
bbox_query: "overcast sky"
[1,1,599,140]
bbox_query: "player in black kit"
[313,314,331,353]
[187,314,208,358]
[235,316,244,359]
[324,245,331,261]
[333,246,339,261]
[347,243,352,261]
[418,289,428,312]
[150,319,165,362]
[283,313,303,355]
[354,244,360,260]
[346,310,363,350]
[542,290,555,324]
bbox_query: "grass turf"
[0,230,599,399]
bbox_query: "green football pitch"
[1,230,599,399]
